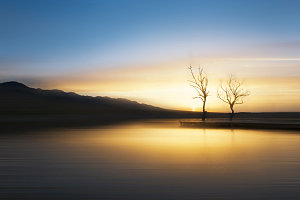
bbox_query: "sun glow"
[192,104,196,112]
[35,57,300,112]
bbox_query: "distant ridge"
[1,82,299,119]
[0,81,164,115]
[0,81,29,89]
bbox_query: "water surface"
[1,120,300,199]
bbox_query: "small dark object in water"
[180,121,300,131]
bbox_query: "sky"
[0,0,300,112]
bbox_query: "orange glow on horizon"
[32,57,300,112]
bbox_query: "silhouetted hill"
[1,81,30,89]
[0,81,164,115]
[1,81,299,121]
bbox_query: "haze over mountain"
[0,81,163,115]
[1,81,299,122]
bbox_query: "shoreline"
[1,113,300,132]
[180,120,300,131]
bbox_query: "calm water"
[1,120,300,200]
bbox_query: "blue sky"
[1,0,300,72]
[1,0,300,111]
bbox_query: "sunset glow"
[1,1,300,199]
[1,0,299,112]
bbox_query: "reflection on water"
[1,120,300,199]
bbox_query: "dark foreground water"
[1,120,300,200]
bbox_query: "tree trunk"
[230,104,234,121]
[202,101,206,121]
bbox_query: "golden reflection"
[62,122,280,167]
[36,121,300,191]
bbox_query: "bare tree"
[188,65,209,121]
[217,74,250,120]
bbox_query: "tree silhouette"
[217,74,250,120]
[188,65,209,121]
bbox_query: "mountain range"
[0,81,164,115]
[1,81,299,120]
